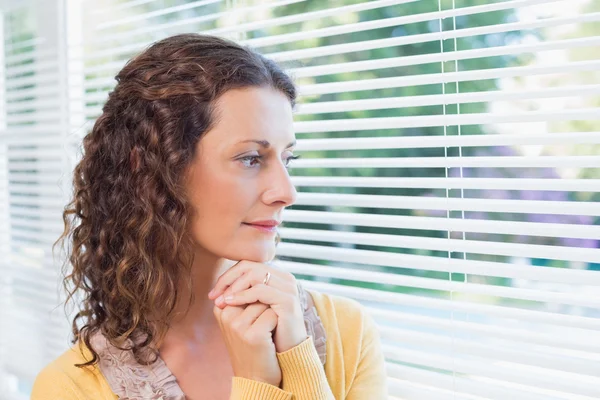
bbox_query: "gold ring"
[263,271,271,286]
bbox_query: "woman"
[32,33,388,399]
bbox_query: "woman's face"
[185,86,298,263]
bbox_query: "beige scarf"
[89,283,327,400]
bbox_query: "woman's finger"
[214,272,284,308]
[212,303,282,386]
[224,284,295,312]
[246,308,278,344]
[232,302,269,332]
[208,260,246,299]
[209,260,282,300]
[220,285,307,354]
[213,303,245,334]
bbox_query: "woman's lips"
[243,223,278,233]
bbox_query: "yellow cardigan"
[31,289,388,399]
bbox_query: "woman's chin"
[236,244,277,264]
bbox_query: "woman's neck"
[160,252,236,347]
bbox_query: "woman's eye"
[285,154,301,169]
[240,155,262,168]
[239,154,301,169]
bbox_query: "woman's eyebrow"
[238,139,297,149]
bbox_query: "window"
[1,0,598,398]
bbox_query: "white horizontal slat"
[383,345,600,398]
[294,132,600,151]
[85,0,309,60]
[2,392,30,400]
[8,174,79,185]
[298,59,600,96]
[6,182,63,193]
[96,0,309,36]
[280,242,600,286]
[7,228,73,244]
[0,131,80,145]
[291,176,600,192]
[296,84,600,114]
[294,193,600,216]
[20,173,581,194]
[292,155,600,169]
[10,218,63,232]
[388,377,484,400]
[299,279,600,335]
[378,325,600,366]
[4,225,62,241]
[4,340,69,379]
[290,36,600,78]
[367,307,600,353]
[4,148,63,159]
[5,71,63,89]
[5,195,64,207]
[8,233,61,248]
[267,12,600,62]
[6,334,69,360]
[386,364,556,400]
[5,259,61,279]
[9,211,62,226]
[243,0,559,49]
[7,231,50,244]
[5,85,60,101]
[84,92,109,104]
[278,242,600,285]
[4,37,46,52]
[293,108,600,132]
[6,113,61,125]
[5,287,61,306]
[8,160,62,170]
[307,175,600,191]
[6,292,65,314]
[4,48,56,65]
[91,0,158,15]
[6,274,62,302]
[1,125,63,135]
[279,227,600,264]
[86,0,414,59]
[6,99,62,113]
[95,0,222,30]
[80,59,600,97]
[378,326,600,376]
[282,209,600,239]
[6,207,63,219]
[82,76,117,90]
[6,279,62,302]
[13,231,61,247]
[6,60,58,78]
[283,262,600,307]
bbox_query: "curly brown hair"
[54,33,297,367]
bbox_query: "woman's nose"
[262,162,298,206]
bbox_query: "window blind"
[1,0,599,399]
[0,0,73,398]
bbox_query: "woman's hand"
[209,260,308,353]
[212,302,282,387]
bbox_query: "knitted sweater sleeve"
[229,335,333,400]
[345,307,388,399]
[31,365,83,400]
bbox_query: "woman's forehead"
[215,87,292,122]
[205,87,295,147]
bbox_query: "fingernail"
[215,295,223,304]
[224,295,233,302]
[208,289,215,297]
